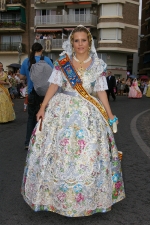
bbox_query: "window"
[35,10,56,24]
[1,35,22,51]
[1,35,22,44]
[69,8,90,23]
[100,29,122,41]
[0,12,21,21]
[36,10,56,16]
[100,4,122,17]
[75,8,86,15]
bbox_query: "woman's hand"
[36,107,45,121]
[109,115,119,125]
[97,91,119,125]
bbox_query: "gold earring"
[88,47,91,53]
[72,47,75,55]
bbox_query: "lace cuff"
[94,74,108,91]
[48,65,63,87]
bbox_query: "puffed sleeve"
[93,59,108,91]
[48,61,63,86]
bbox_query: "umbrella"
[7,63,21,68]
[129,74,137,79]
[140,75,149,80]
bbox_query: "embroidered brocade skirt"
[0,86,15,123]
[21,93,125,217]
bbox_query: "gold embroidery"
[75,83,109,122]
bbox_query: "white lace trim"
[94,75,108,92]
[48,67,63,87]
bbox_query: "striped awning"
[65,1,91,5]
[64,27,90,31]
[36,29,62,33]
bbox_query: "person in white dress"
[21,25,125,217]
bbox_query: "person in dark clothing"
[106,71,116,101]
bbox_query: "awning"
[65,1,91,5]
[64,27,90,31]
[20,7,26,23]
[7,6,20,10]
[7,6,26,23]
[36,29,62,33]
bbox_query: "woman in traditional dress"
[128,78,142,98]
[21,25,125,217]
[146,80,150,97]
[0,62,15,123]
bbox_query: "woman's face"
[72,31,89,55]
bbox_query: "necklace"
[73,55,91,64]
[73,55,91,77]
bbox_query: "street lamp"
[17,42,22,65]
[139,34,145,38]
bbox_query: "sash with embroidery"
[57,53,109,123]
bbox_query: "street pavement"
[0,96,150,225]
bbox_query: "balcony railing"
[6,0,26,5]
[0,20,26,30]
[0,0,6,11]
[0,42,25,52]
[34,0,97,4]
[51,39,65,49]
[51,39,98,49]
[35,14,97,27]
[39,38,98,52]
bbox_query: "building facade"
[139,0,150,75]
[0,0,139,78]
[0,0,30,70]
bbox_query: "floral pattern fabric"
[0,73,15,123]
[21,56,125,217]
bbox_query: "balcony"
[35,14,97,28]
[0,42,25,54]
[0,20,26,32]
[6,0,26,6]
[34,0,97,4]
[51,39,64,50]
[40,38,98,52]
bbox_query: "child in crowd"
[20,84,28,111]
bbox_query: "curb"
[130,109,150,159]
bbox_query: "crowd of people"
[106,73,150,100]
[34,33,56,43]
[0,25,150,218]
